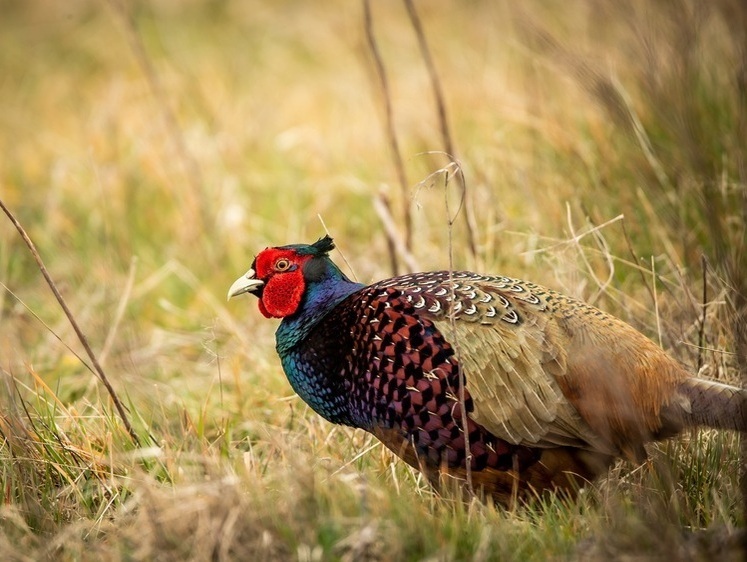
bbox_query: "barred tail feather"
[677,378,747,432]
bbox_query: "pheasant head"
[228,236,364,422]
[228,235,364,324]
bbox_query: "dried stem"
[318,214,359,282]
[403,0,453,157]
[443,165,473,496]
[0,198,140,447]
[363,0,411,265]
[650,256,663,348]
[696,255,708,372]
[373,192,419,273]
[403,0,477,258]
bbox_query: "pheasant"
[228,235,747,505]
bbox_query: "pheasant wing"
[377,272,617,453]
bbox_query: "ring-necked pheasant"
[228,236,746,505]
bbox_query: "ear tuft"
[310,235,335,256]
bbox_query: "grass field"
[1,1,746,559]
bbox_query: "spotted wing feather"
[316,284,543,474]
[376,272,618,453]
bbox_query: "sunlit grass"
[0,0,745,559]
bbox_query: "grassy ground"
[1,0,746,559]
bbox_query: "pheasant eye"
[274,258,292,272]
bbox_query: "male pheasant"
[228,236,747,505]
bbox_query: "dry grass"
[0,0,745,559]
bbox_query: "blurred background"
[1,1,745,559]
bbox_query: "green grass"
[1,1,745,559]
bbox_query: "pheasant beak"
[227,269,265,300]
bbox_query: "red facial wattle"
[253,248,311,319]
[258,269,306,318]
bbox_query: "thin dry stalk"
[363,0,411,265]
[0,198,140,447]
[403,0,453,158]
[0,281,95,375]
[403,0,477,259]
[318,214,358,282]
[373,192,420,272]
[650,256,663,348]
[442,163,473,495]
[564,204,615,305]
[697,255,708,372]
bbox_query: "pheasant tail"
[675,378,747,432]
